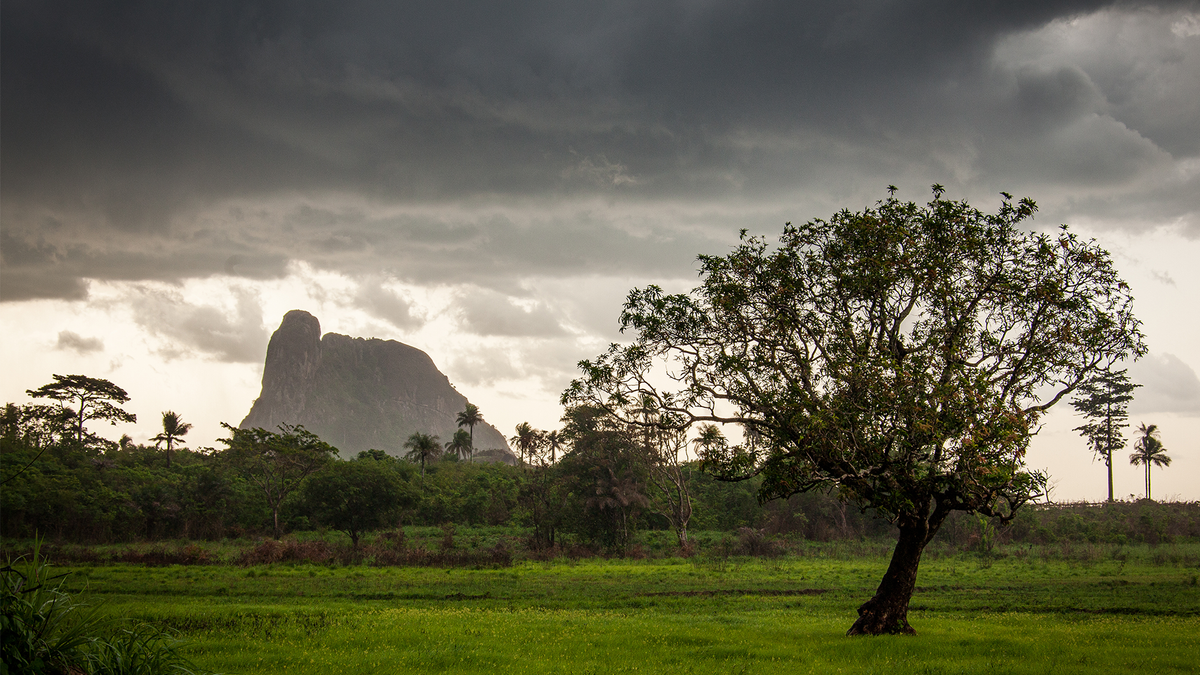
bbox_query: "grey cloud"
[3,0,1199,301]
[354,280,423,329]
[448,346,524,387]
[1013,65,1104,132]
[128,286,269,362]
[453,288,567,338]
[997,9,1200,158]
[1130,353,1200,416]
[446,338,598,394]
[1151,270,1177,285]
[294,206,723,291]
[55,330,104,354]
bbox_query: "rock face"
[241,310,512,459]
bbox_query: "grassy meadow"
[38,535,1200,674]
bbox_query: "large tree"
[1130,423,1171,500]
[299,457,415,547]
[565,187,1144,635]
[1070,369,1139,502]
[25,375,136,447]
[219,423,338,538]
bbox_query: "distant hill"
[241,310,513,461]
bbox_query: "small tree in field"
[565,187,1145,635]
[628,398,694,549]
[26,374,136,447]
[219,423,338,538]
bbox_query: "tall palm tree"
[1130,423,1171,500]
[445,429,473,462]
[543,429,563,464]
[456,404,484,460]
[510,422,542,467]
[404,432,441,479]
[152,411,192,468]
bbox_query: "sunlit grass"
[50,542,1200,673]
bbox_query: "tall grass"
[1,539,212,675]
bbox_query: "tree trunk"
[847,518,929,636]
[1105,416,1113,502]
[1105,451,1113,502]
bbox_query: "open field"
[42,539,1200,674]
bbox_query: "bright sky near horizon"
[3,1,1198,501]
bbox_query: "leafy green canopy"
[25,374,136,447]
[567,188,1145,525]
[300,457,415,547]
[220,423,338,538]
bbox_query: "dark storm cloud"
[3,0,1198,301]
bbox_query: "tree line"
[1,374,844,548]
[2,373,1182,553]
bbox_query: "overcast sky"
[3,0,1198,501]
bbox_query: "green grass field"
[46,539,1200,674]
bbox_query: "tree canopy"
[219,423,338,538]
[25,374,136,447]
[300,457,415,547]
[1071,369,1139,502]
[403,432,440,478]
[565,186,1145,635]
[456,403,484,458]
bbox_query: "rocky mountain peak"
[241,311,512,459]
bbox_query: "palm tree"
[691,423,726,459]
[152,411,192,468]
[456,403,484,460]
[510,422,542,467]
[445,429,473,462]
[404,432,441,478]
[543,429,563,464]
[1130,423,1171,500]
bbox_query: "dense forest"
[3,376,1198,555]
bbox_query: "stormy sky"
[3,0,1198,500]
